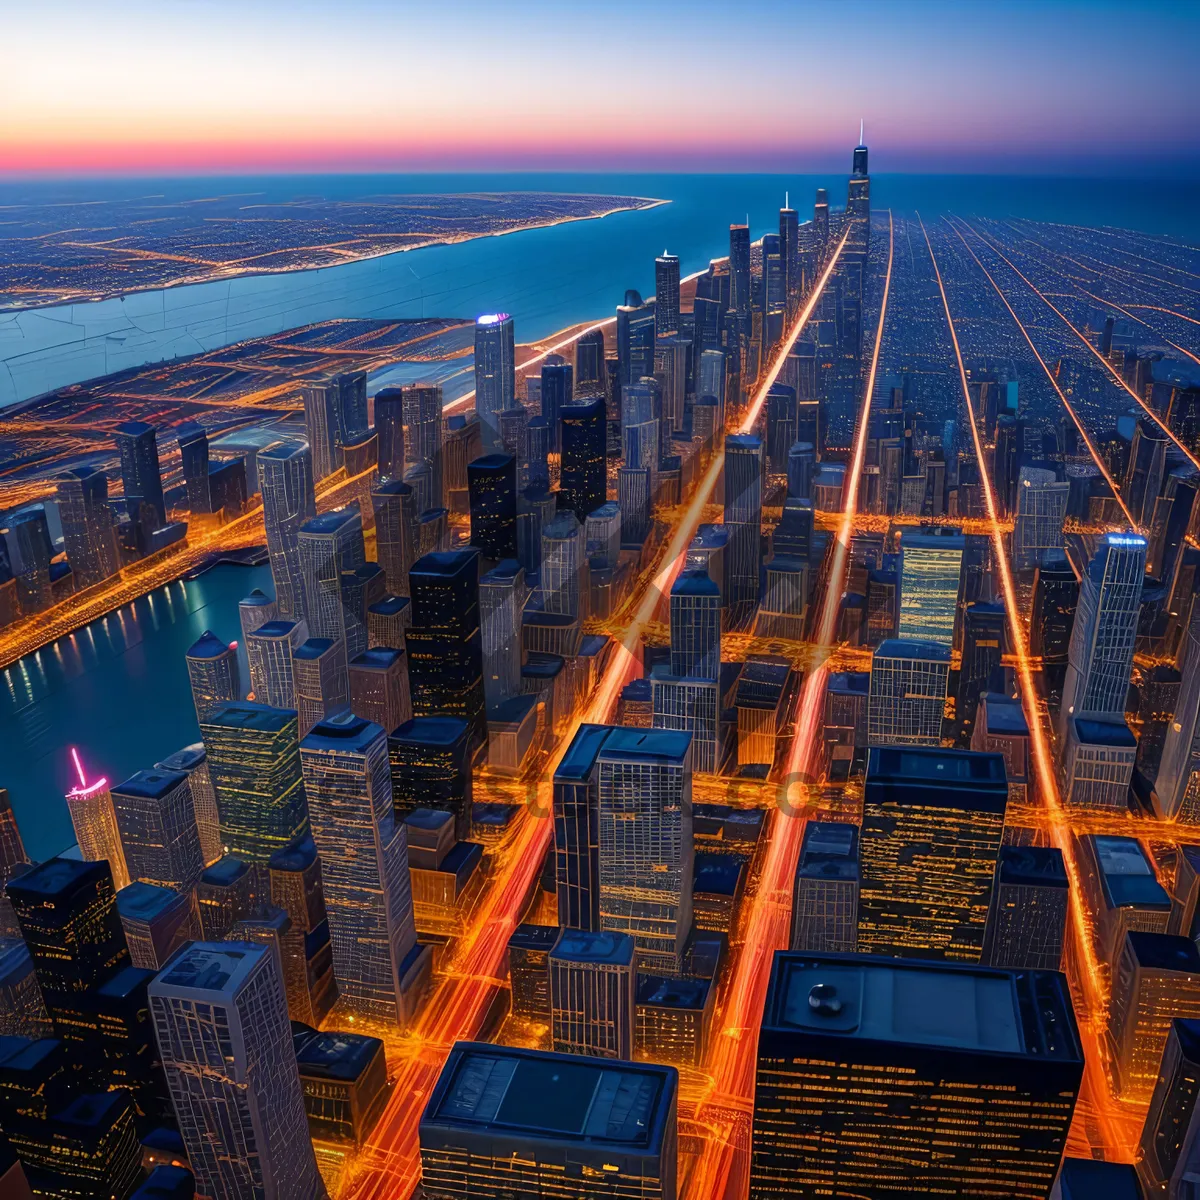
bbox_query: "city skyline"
[2,0,1196,176]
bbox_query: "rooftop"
[765,952,1081,1062]
[350,647,404,670]
[203,701,296,731]
[112,768,188,801]
[293,1028,383,1081]
[304,711,382,749]
[551,929,635,966]
[252,619,300,639]
[368,594,411,616]
[865,746,1009,814]
[411,549,479,579]
[508,924,559,952]
[799,822,859,880]
[7,855,106,899]
[152,941,266,996]
[636,974,712,1010]
[1092,836,1169,911]
[556,723,613,781]
[1126,931,1200,973]
[827,671,871,697]
[200,855,250,888]
[186,630,230,660]
[428,1042,672,1147]
[998,846,1068,888]
[596,726,692,766]
[294,638,337,660]
[299,506,361,536]
[268,832,319,873]
[117,881,191,922]
[1055,1157,1143,1200]
[240,589,274,606]
[694,852,744,897]
[1072,715,1137,749]
[982,693,1029,736]
[874,637,952,662]
[672,568,720,598]
[154,743,206,773]
[389,715,470,748]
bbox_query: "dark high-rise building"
[654,252,681,339]
[467,454,517,560]
[258,441,316,622]
[559,396,607,523]
[373,386,405,482]
[405,550,485,747]
[751,952,1083,1198]
[116,882,195,971]
[56,468,118,589]
[371,478,417,598]
[670,568,720,681]
[813,188,830,246]
[986,846,1068,972]
[729,224,751,316]
[387,716,474,841]
[301,378,343,481]
[176,421,211,513]
[113,420,165,529]
[1138,1017,1200,1196]
[292,637,349,738]
[540,357,573,454]
[110,768,203,894]
[0,790,30,939]
[420,1042,678,1200]
[790,823,859,954]
[507,923,555,1023]
[298,504,368,658]
[474,314,515,453]
[724,434,764,622]
[957,601,1006,740]
[6,507,52,613]
[200,701,310,880]
[858,746,1008,961]
[548,928,636,1060]
[616,290,656,387]
[574,328,606,394]
[1031,548,1078,665]
[779,203,799,304]
[553,724,610,932]
[348,647,410,734]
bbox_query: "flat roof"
[694,852,744,896]
[1092,836,1170,910]
[7,855,106,899]
[556,723,613,781]
[982,694,1028,736]
[294,1029,383,1081]
[389,716,469,747]
[874,637,952,662]
[252,619,300,639]
[672,569,720,597]
[827,671,870,696]
[765,953,1080,1062]
[998,846,1067,888]
[596,726,692,766]
[1127,931,1200,972]
[429,1043,671,1146]
[299,507,360,535]
[200,855,250,887]
[152,941,265,996]
[865,746,1008,814]
[900,526,965,549]
[551,929,635,966]
[508,924,559,952]
[368,594,411,616]
[204,701,296,730]
[1056,1157,1143,1200]
[117,881,191,921]
[800,822,859,880]
[350,647,403,670]
[154,743,206,773]
[636,974,712,1010]
[411,549,478,578]
[294,638,337,660]
[112,768,188,801]
[1073,715,1137,748]
[268,832,318,873]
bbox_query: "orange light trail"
[920,215,1133,1162]
[1072,285,1200,369]
[685,215,890,1200]
[1124,303,1200,330]
[348,234,852,1200]
[957,217,1200,480]
[943,216,1139,530]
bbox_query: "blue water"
[3,173,1197,407]
[2,171,1198,859]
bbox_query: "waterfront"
[5,172,1198,407]
[0,563,270,860]
[3,169,1199,860]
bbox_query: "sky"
[2,0,1197,176]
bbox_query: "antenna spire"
[860,118,865,145]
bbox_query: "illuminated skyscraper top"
[853,120,868,176]
[474,313,515,454]
[655,252,681,339]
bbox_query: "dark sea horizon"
[1,169,1197,859]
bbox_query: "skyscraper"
[405,549,486,746]
[957,601,1006,740]
[985,846,1068,972]
[371,477,417,598]
[238,588,277,642]
[388,716,474,841]
[540,356,573,454]
[1014,466,1070,571]
[258,441,317,622]
[1109,932,1200,1102]
[670,568,721,681]
[7,507,53,612]
[751,952,1082,1198]
[246,619,302,709]
[467,453,518,560]
[858,745,1008,961]
[813,188,830,245]
[548,928,636,1060]
[574,328,606,393]
[559,396,607,523]
[724,434,764,622]
[0,790,30,938]
[299,712,425,1022]
[116,881,195,971]
[1157,600,1200,822]
[298,504,367,658]
[148,942,327,1200]
[729,224,751,316]
[897,526,965,647]
[402,384,445,509]
[553,723,615,937]
[348,647,410,734]
[292,637,349,737]
[185,629,241,725]
[479,558,524,715]
[113,420,165,529]
[420,1043,678,1200]
[110,767,203,893]
[301,379,343,481]
[1137,1017,1200,1196]
[64,759,130,892]
[200,701,310,878]
[867,638,951,746]
[1030,548,1077,666]
[474,314,515,453]
[540,511,583,618]
[654,252,681,339]
[56,467,118,588]
[597,728,693,976]
[1060,531,1147,738]
[372,386,405,482]
[790,822,859,954]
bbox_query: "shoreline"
[0,195,670,314]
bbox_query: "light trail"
[920,215,1133,1162]
[685,215,891,1200]
[957,217,1200,480]
[942,217,1139,530]
[1071,285,1200,369]
[349,235,852,1200]
[1124,303,1200,330]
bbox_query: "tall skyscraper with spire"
[847,121,871,251]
